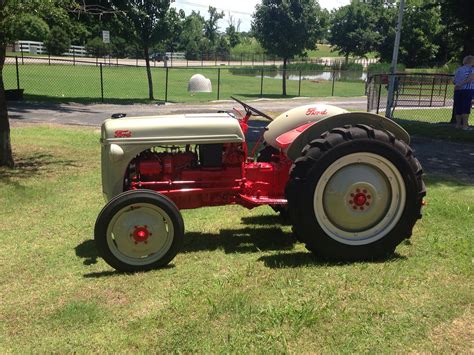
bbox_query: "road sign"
[102,31,110,44]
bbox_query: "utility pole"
[385,0,405,118]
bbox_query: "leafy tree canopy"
[204,6,224,46]
[329,2,382,60]
[252,0,324,61]
[252,0,324,95]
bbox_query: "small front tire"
[94,190,184,272]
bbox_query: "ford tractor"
[95,97,425,272]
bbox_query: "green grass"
[3,63,366,103]
[306,44,377,59]
[392,108,474,143]
[0,124,473,352]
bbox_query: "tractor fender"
[285,111,410,161]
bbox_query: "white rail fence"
[14,40,87,57]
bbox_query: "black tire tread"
[94,190,184,272]
[286,125,425,260]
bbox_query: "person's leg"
[462,90,474,130]
[454,90,462,128]
[456,115,463,128]
[461,114,469,129]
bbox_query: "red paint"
[305,108,328,116]
[124,139,294,210]
[133,226,150,243]
[354,193,367,206]
[114,130,132,138]
[275,121,317,149]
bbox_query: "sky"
[172,0,351,32]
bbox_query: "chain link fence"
[4,56,368,103]
[367,73,456,124]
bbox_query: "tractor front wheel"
[94,190,184,272]
[286,125,425,261]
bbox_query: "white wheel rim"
[313,152,406,245]
[106,202,175,266]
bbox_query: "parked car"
[150,53,168,62]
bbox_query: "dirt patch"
[427,305,474,352]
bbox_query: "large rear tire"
[286,125,425,260]
[94,190,184,272]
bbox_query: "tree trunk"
[144,46,154,100]
[0,44,14,168]
[282,57,287,96]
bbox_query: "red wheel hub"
[354,193,367,206]
[348,188,372,211]
[132,225,151,243]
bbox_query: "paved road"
[8,97,368,126]
[6,55,377,68]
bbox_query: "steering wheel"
[231,96,273,121]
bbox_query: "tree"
[329,2,382,62]
[374,0,443,67]
[225,24,240,48]
[6,14,50,42]
[111,0,173,100]
[0,0,73,168]
[252,0,324,95]
[204,6,224,47]
[44,26,71,55]
[436,0,474,59]
[85,36,110,57]
[163,8,185,54]
[397,2,442,67]
[179,11,205,58]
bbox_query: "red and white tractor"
[95,97,425,272]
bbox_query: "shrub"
[44,26,71,56]
[367,62,406,75]
[228,65,277,76]
[279,62,326,71]
[331,60,364,71]
[85,37,110,57]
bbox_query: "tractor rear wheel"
[286,125,425,261]
[94,190,184,272]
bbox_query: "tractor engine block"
[125,144,245,209]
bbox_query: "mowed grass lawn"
[3,63,366,103]
[1,125,473,352]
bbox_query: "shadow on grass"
[0,153,79,186]
[233,93,299,100]
[396,119,474,143]
[75,239,176,278]
[240,214,291,226]
[82,265,176,278]
[182,227,296,254]
[20,94,165,105]
[75,239,98,266]
[258,251,407,269]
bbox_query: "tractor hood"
[101,113,245,145]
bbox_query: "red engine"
[125,141,291,210]
[126,144,246,208]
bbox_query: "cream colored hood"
[264,104,348,149]
[101,113,244,145]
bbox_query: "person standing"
[453,55,474,130]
